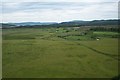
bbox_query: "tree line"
[90,27,120,32]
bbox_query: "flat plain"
[2,27,119,78]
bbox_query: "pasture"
[2,27,119,78]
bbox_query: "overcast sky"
[1,0,119,23]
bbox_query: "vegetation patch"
[2,27,119,78]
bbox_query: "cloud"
[1,2,118,22]
[2,2,89,13]
[2,0,119,2]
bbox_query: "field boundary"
[76,42,120,61]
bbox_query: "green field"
[2,27,119,78]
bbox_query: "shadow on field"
[112,75,120,80]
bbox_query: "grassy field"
[2,27,119,78]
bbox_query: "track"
[76,42,120,61]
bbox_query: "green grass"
[65,35,93,41]
[93,31,119,35]
[2,28,119,78]
[80,38,119,56]
[93,31,119,38]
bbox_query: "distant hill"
[9,22,57,26]
[1,23,16,29]
[1,19,119,28]
[59,19,119,26]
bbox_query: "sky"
[0,0,119,23]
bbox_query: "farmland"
[2,27,119,78]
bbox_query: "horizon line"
[1,18,118,23]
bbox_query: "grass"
[2,28,119,78]
[93,31,119,35]
[93,31,119,38]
